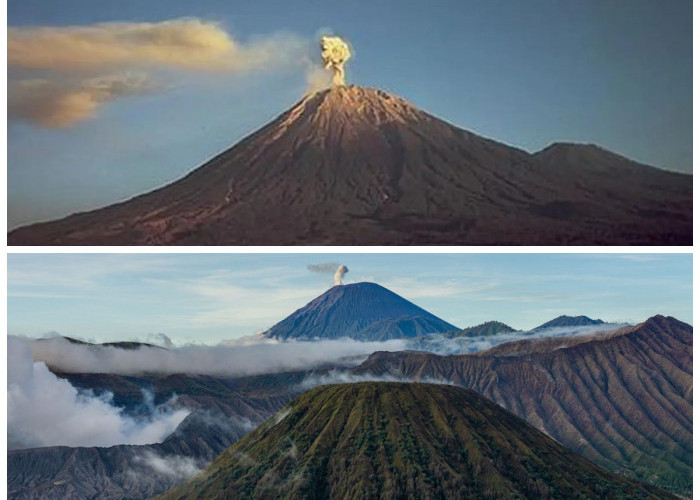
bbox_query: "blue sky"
[7,0,692,229]
[7,253,692,344]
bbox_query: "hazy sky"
[7,253,692,344]
[7,0,692,229]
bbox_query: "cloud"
[17,323,626,382]
[307,262,342,274]
[8,74,160,128]
[8,19,303,72]
[146,333,174,348]
[406,323,625,355]
[305,63,333,93]
[307,262,348,286]
[296,370,454,391]
[134,451,201,480]
[25,335,410,377]
[7,18,310,128]
[8,337,189,450]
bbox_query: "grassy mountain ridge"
[155,382,675,500]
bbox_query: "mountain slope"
[7,370,311,500]
[532,315,605,330]
[156,382,675,500]
[264,282,457,341]
[8,86,691,245]
[355,316,693,495]
[7,408,249,500]
[450,320,517,337]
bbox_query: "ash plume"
[334,265,349,285]
[307,261,341,274]
[8,73,159,128]
[320,36,351,86]
[8,18,309,128]
[307,262,349,286]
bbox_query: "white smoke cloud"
[306,262,349,286]
[8,337,189,450]
[8,18,310,128]
[334,265,349,286]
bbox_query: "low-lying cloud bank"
[296,371,455,392]
[406,324,624,355]
[8,337,189,450]
[19,323,623,378]
[9,324,626,449]
[26,335,408,376]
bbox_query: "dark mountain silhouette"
[155,382,675,500]
[354,316,693,495]
[532,314,605,331]
[449,320,517,337]
[7,86,691,245]
[264,282,457,341]
[41,336,164,350]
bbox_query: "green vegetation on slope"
[156,382,675,500]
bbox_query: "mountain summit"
[8,85,691,245]
[532,315,605,331]
[155,382,675,500]
[265,282,457,341]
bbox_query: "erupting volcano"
[8,84,691,245]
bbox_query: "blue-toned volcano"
[265,282,458,341]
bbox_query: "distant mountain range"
[355,315,692,495]
[155,382,675,500]
[264,283,614,342]
[264,282,458,341]
[8,86,691,245]
[9,316,691,498]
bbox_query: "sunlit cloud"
[8,19,306,72]
[8,74,160,128]
[8,18,310,127]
